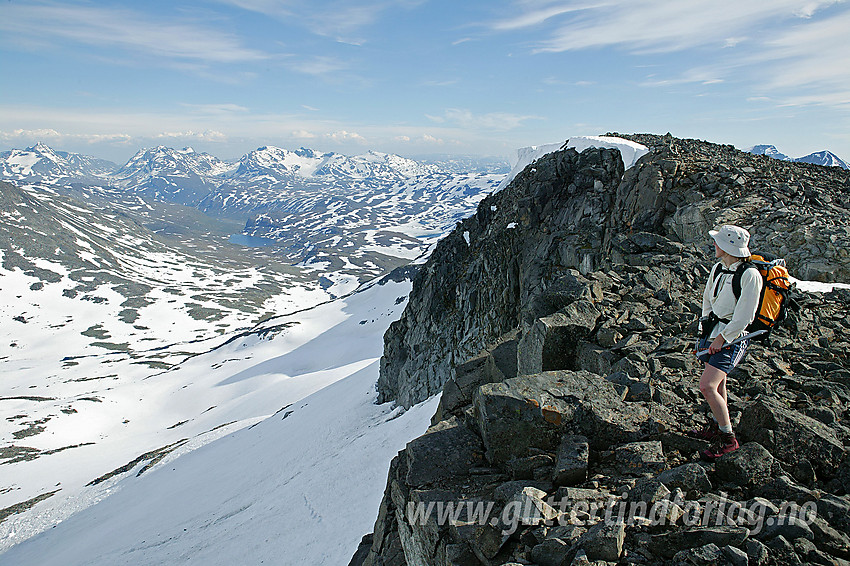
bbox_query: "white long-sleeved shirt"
[701,260,763,341]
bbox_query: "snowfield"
[1,276,437,564]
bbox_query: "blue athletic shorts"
[696,336,750,374]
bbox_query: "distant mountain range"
[0,142,508,288]
[747,144,849,169]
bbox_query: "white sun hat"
[709,225,751,257]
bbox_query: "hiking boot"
[687,419,720,441]
[701,432,739,461]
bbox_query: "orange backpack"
[732,255,791,338]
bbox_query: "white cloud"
[487,1,850,110]
[154,130,229,142]
[429,109,540,131]
[325,130,368,143]
[421,79,459,87]
[0,128,133,145]
[285,55,348,76]
[218,0,426,43]
[292,130,318,138]
[393,133,444,144]
[499,1,846,54]
[490,4,596,31]
[180,104,250,115]
[0,2,271,64]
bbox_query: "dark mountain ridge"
[354,133,850,566]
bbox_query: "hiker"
[689,225,763,460]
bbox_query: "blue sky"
[1,0,849,164]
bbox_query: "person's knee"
[699,380,716,396]
[699,368,725,395]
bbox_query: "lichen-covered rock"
[473,370,644,465]
[714,442,775,488]
[737,396,845,479]
[657,463,713,495]
[405,417,486,487]
[613,440,666,476]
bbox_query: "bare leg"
[699,363,731,428]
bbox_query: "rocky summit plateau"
[352,134,850,566]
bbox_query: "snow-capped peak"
[0,143,117,181]
[795,150,849,170]
[747,144,849,170]
[747,144,791,161]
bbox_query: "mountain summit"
[359,133,850,566]
[795,150,849,169]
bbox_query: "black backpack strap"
[711,262,736,298]
[731,261,756,301]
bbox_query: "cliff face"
[378,134,850,410]
[377,146,626,408]
[355,134,850,566]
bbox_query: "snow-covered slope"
[0,181,323,356]
[0,273,434,563]
[795,150,849,169]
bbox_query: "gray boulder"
[553,435,590,487]
[756,514,814,542]
[530,537,571,566]
[613,440,666,476]
[473,370,647,465]
[578,522,626,562]
[714,442,775,487]
[517,300,601,376]
[650,526,750,558]
[658,463,713,494]
[405,417,486,487]
[737,395,845,479]
[672,543,723,566]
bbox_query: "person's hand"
[708,334,726,355]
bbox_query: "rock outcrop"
[378,133,850,409]
[356,134,850,566]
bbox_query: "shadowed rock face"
[355,134,850,566]
[378,134,850,410]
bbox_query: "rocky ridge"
[378,133,850,409]
[356,134,850,566]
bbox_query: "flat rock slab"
[649,526,750,559]
[657,463,713,494]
